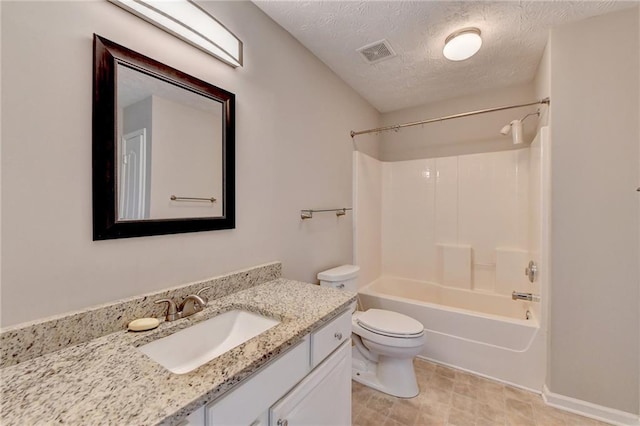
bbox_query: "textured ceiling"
[253,1,636,112]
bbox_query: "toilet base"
[352,346,420,398]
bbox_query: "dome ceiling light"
[443,27,482,61]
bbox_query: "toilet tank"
[317,265,359,292]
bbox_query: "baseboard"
[416,354,542,395]
[415,355,541,394]
[542,385,640,426]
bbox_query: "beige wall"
[548,8,639,414]
[379,83,538,161]
[0,1,379,326]
[534,42,551,130]
[150,96,222,219]
[533,39,552,390]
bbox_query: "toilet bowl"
[318,265,426,398]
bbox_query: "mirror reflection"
[116,64,223,221]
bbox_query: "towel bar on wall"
[170,195,217,203]
[301,208,352,220]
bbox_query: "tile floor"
[352,359,611,426]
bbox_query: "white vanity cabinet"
[197,306,353,426]
[269,342,351,426]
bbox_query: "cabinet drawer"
[310,308,352,367]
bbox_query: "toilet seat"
[354,309,424,338]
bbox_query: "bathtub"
[358,276,545,391]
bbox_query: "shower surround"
[377,148,532,298]
[354,129,548,390]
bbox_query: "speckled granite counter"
[0,279,356,425]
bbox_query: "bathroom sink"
[138,310,280,374]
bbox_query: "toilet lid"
[356,309,424,337]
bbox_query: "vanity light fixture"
[443,27,482,61]
[108,0,243,67]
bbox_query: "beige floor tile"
[477,379,505,396]
[506,410,537,426]
[506,398,535,419]
[419,400,449,419]
[476,388,506,412]
[416,367,433,385]
[430,373,455,392]
[453,381,480,400]
[474,376,506,394]
[388,399,420,425]
[477,416,506,426]
[414,358,436,373]
[455,370,485,388]
[477,401,506,423]
[352,381,376,405]
[352,399,366,419]
[399,394,423,410]
[383,416,406,426]
[366,391,396,416]
[352,370,614,426]
[532,404,568,426]
[434,364,456,380]
[353,406,383,426]
[422,385,453,405]
[448,407,477,426]
[451,392,477,414]
[414,412,447,426]
[504,385,539,404]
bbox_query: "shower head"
[500,109,540,145]
[499,109,541,144]
[500,120,523,144]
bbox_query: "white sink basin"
[138,310,280,374]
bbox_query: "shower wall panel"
[381,159,436,282]
[381,149,531,294]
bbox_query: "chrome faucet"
[180,293,208,317]
[155,286,211,321]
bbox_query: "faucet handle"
[155,298,178,321]
[196,286,211,304]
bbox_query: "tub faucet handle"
[525,261,537,283]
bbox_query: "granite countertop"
[0,279,356,425]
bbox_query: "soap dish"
[128,318,160,332]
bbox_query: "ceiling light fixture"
[443,27,482,61]
[109,0,243,68]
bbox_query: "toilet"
[318,265,426,398]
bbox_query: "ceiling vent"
[357,39,396,64]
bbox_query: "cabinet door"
[177,406,205,426]
[270,341,351,426]
[206,337,310,426]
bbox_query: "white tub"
[358,276,545,391]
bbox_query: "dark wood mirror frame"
[92,35,235,240]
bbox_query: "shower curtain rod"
[350,97,550,138]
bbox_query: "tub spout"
[512,291,540,302]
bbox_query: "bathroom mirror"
[93,35,235,240]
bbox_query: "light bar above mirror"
[109,0,243,68]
